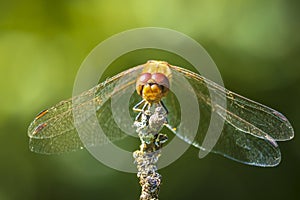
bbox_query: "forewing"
[28,65,143,154]
[167,65,293,166]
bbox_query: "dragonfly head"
[136,72,170,103]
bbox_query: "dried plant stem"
[133,106,168,200]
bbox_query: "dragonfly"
[28,60,294,167]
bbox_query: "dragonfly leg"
[133,99,146,112]
[159,100,168,114]
[134,100,150,121]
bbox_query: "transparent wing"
[28,66,144,154]
[166,65,294,166]
[28,62,294,166]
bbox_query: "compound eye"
[151,73,170,89]
[136,73,152,95]
[137,73,151,85]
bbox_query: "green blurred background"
[0,0,299,199]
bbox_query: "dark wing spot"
[34,109,49,120]
[32,123,47,135]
